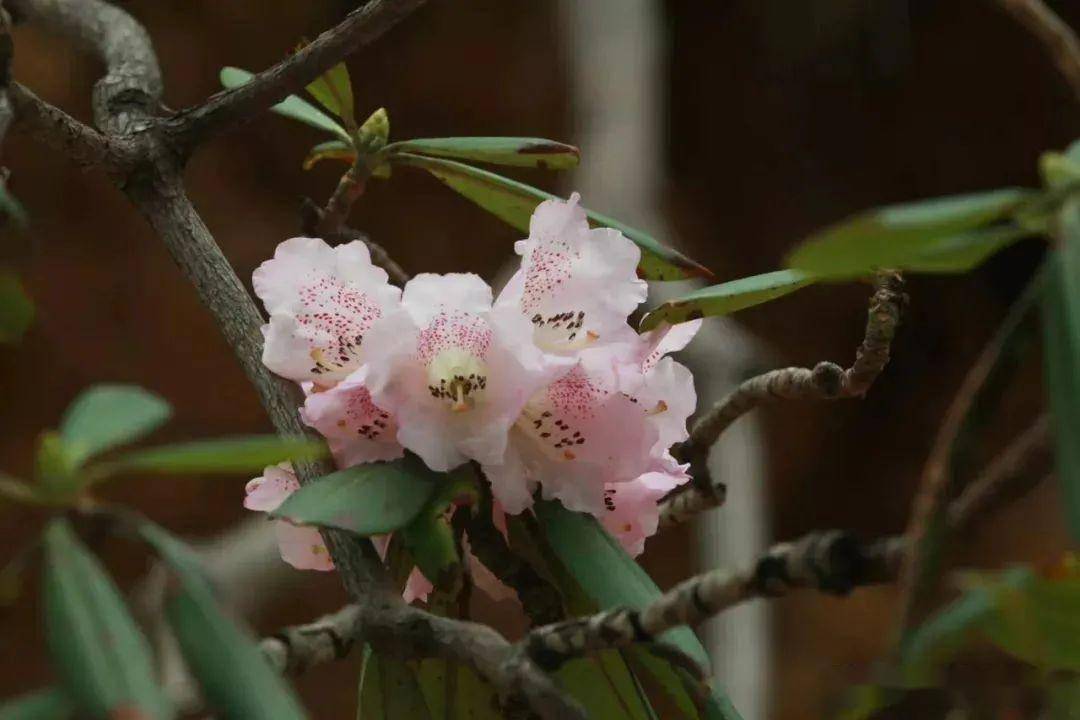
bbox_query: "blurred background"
[2,1,1078,718]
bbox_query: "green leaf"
[640,269,817,331]
[42,519,173,719]
[0,471,46,505]
[357,648,432,720]
[0,272,33,344]
[305,62,355,127]
[533,500,742,719]
[390,153,712,281]
[302,140,356,171]
[60,385,171,468]
[557,651,657,720]
[385,137,580,170]
[400,470,476,589]
[100,435,325,477]
[273,455,439,536]
[219,67,351,143]
[1045,198,1080,541]
[135,520,308,720]
[0,183,28,229]
[785,188,1037,279]
[0,688,75,719]
[415,658,504,720]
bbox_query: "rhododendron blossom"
[363,273,568,472]
[300,366,403,467]
[244,463,334,572]
[602,460,690,557]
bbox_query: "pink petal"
[300,367,403,467]
[243,463,299,512]
[638,320,702,373]
[402,567,434,604]
[601,468,689,557]
[275,521,334,571]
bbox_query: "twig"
[995,0,1080,103]
[164,0,427,151]
[261,604,363,675]
[658,480,726,529]
[299,197,410,285]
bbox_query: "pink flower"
[363,273,568,472]
[299,367,403,468]
[244,463,333,572]
[253,237,401,384]
[601,459,690,557]
[495,193,647,354]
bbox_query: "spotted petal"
[300,366,403,468]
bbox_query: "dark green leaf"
[0,183,28,229]
[302,140,356,171]
[415,658,504,719]
[401,470,476,589]
[305,62,355,126]
[639,269,816,331]
[390,153,712,281]
[557,652,657,720]
[785,188,1037,279]
[357,648,432,720]
[0,688,74,720]
[219,67,350,142]
[274,455,439,536]
[1044,197,1080,541]
[42,519,173,719]
[0,272,34,345]
[385,137,580,170]
[102,435,325,477]
[60,385,171,468]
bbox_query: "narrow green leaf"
[101,435,325,477]
[357,649,432,720]
[60,385,171,468]
[640,269,816,331]
[136,520,308,720]
[0,272,34,345]
[390,153,712,281]
[415,658,504,720]
[534,501,742,719]
[219,67,350,143]
[1044,197,1080,540]
[385,137,580,170]
[273,455,439,536]
[42,519,173,719]
[305,62,355,127]
[786,188,1037,279]
[0,688,74,719]
[302,140,356,171]
[557,652,657,720]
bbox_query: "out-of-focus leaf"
[60,385,171,468]
[305,62,355,126]
[1044,197,1080,540]
[42,519,173,719]
[141,520,307,720]
[557,652,657,720]
[0,272,33,344]
[101,435,325,477]
[357,648,432,720]
[0,184,28,229]
[219,67,350,142]
[415,658,503,719]
[385,137,580,170]
[390,153,712,281]
[785,188,1037,279]
[830,685,905,720]
[274,455,438,536]
[0,472,45,505]
[302,140,356,170]
[980,567,1080,671]
[639,269,816,331]
[534,501,742,719]
[0,688,74,719]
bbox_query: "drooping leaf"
[273,455,439,536]
[136,520,308,720]
[59,385,171,468]
[640,269,816,330]
[0,688,75,719]
[1044,197,1080,540]
[0,271,33,344]
[42,519,173,719]
[100,435,325,477]
[303,140,357,170]
[415,658,504,720]
[357,648,432,720]
[385,137,580,170]
[390,153,712,281]
[557,652,658,720]
[785,188,1038,279]
[533,501,742,719]
[304,62,355,127]
[219,67,351,143]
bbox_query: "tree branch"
[995,0,1080,102]
[8,82,112,167]
[164,0,428,152]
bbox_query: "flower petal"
[601,467,689,557]
[300,366,403,467]
[275,521,334,571]
[243,462,299,512]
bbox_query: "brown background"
[2,1,1078,717]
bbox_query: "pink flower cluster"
[245,194,700,590]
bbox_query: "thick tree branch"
[165,0,427,152]
[8,82,112,167]
[995,0,1080,102]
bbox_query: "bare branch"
[9,82,112,167]
[995,0,1080,102]
[165,0,428,151]
[261,604,363,675]
[658,481,726,529]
